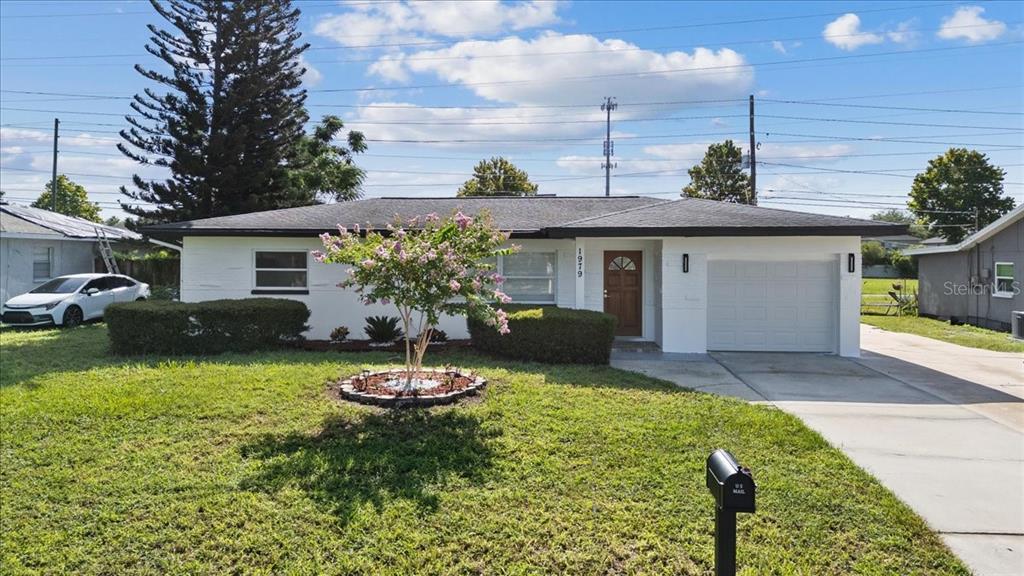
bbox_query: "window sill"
[251,289,309,295]
[992,292,1016,299]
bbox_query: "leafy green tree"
[119,0,311,222]
[287,115,367,202]
[682,140,752,204]
[32,175,101,222]
[861,240,888,266]
[457,157,538,197]
[870,209,928,239]
[909,148,1014,243]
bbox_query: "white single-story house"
[145,196,904,357]
[904,204,1022,333]
[0,203,142,304]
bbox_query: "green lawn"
[1,326,968,574]
[861,278,918,310]
[862,314,1024,353]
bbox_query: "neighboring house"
[144,196,903,357]
[904,204,1023,332]
[0,204,141,303]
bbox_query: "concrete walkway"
[610,329,1024,576]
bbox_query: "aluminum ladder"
[96,227,120,274]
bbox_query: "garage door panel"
[738,262,768,279]
[708,259,836,352]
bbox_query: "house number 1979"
[577,248,584,278]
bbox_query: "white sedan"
[1,273,151,328]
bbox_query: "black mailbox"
[705,449,756,576]
[706,449,756,513]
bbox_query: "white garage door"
[708,260,837,352]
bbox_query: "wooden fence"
[94,258,180,287]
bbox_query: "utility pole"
[601,96,617,196]
[51,118,59,213]
[748,95,756,205]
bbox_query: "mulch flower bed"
[335,368,486,408]
[295,339,472,353]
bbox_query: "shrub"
[861,240,888,266]
[889,249,918,279]
[364,315,403,343]
[416,328,448,343]
[468,305,617,364]
[330,326,350,343]
[106,298,309,355]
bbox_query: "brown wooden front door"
[604,251,643,336]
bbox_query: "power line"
[761,98,1024,116]
[0,2,957,49]
[4,15,1009,66]
[309,41,1024,94]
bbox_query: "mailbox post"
[706,449,756,576]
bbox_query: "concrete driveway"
[611,326,1024,576]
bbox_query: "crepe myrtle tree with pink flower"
[314,210,517,387]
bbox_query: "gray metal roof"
[0,204,141,240]
[143,196,906,238]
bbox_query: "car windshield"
[29,277,90,294]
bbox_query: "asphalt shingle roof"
[144,196,662,235]
[143,196,905,238]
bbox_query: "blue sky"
[1,0,1022,221]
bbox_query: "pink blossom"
[449,279,461,291]
[353,223,361,233]
[491,273,505,284]
[395,228,406,238]
[425,250,437,261]
[311,250,326,263]
[398,250,408,262]
[425,212,439,222]
[362,259,376,268]
[336,225,348,235]
[454,211,473,230]
[381,298,390,305]
[494,290,512,304]
[471,278,482,290]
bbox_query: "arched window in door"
[608,255,637,271]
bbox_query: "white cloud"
[937,6,1006,43]
[371,33,754,106]
[771,40,787,54]
[642,142,854,164]
[0,127,118,148]
[314,1,562,47]
[887,20,919,44]
[823,13,885,51]
[298,55,323,87]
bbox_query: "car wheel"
[62,306,84,328]
[135,297,146,301]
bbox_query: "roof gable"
[904,204,1023,256]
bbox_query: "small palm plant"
[364,316,403,343]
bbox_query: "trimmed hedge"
[106,298,309,355]
[467,305,617,364]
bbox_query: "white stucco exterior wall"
[180,236,575,340]
[179,234,861,355]
[1,237,96,303]
[658,236,861,356]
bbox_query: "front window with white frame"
[994,262,1015,297]
[33,246,53,281]
[254,251,307,290]
[498,252,557,304]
